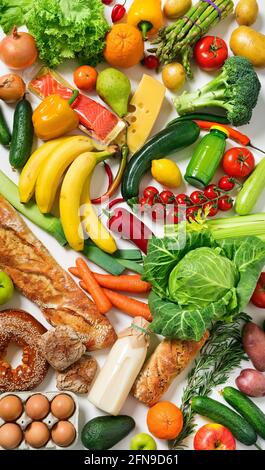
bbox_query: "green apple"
[130,433,157,451]
[0,271,14,305]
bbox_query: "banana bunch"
[19,136,117,254]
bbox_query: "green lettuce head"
[143,229,265,341]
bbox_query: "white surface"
[0,0,265,451]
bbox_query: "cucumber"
[121,121,200,203]
[81,415,135,450]
[9,97,34,169]
[235,158,265,215]
[191,396,257,446]
[222,386,265,440]
[0,106,11,147]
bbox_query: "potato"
[162,62,186,91]
[242,322,265,371]
[230,26,265,68]
[164,0,192,20]
[235,0,258,26]
[236,369,265,397]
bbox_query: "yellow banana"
[19,138,67,203]
[60,151,117,253]
[35,135,97,214]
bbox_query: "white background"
[0,0,265,451]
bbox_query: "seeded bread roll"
[132,332,209,407]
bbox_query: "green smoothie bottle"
[185,125,229,188]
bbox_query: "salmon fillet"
[0,196,117,351]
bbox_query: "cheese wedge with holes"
[127,74,166,154]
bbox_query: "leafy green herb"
[169,312,249,450]
[144,229,265,341]
[0,0,33,33]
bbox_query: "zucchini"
[222,386,265,440]
[9,96,34,169]
[81,415,135,450]
[121,121,200,203]
[235,158,265,215]
[191,396,257,446]
[0,106,11,147]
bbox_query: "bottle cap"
[210,125,230,138]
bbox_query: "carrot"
[69,267,151,293]
[80,280,152,321]
[75,258,112,315]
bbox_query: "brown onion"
[0,74,26,103]
[0,27,38,70]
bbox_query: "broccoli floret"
[174,57,261,126]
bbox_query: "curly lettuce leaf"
[145,230,265,341]
[25,0,109,67]
[0,0,33,33]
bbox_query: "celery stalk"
[0,170,67,246]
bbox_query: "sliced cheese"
[127,74,166,154]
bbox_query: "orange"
[147,401,183,440]
[104,24,144,69]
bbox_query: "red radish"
[0,27,38,70]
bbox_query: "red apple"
[194,423,236,450]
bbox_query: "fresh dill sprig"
[169,312,250,450]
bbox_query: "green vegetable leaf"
[145,229,265,342]
[149,290,234,341]
[0,0,33,33]
[218,236,265,310]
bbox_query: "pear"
[96,68,131,118]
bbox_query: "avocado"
[81,415,135,450]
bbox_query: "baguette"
[0,196,117,351]
[132,332,209,406]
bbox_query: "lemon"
[151,159,182,188]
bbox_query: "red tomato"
[74,66,98,91]
[159,190,175,204]
[143,186,159,201]
[194,36,228,71]
[151,204,166,221]
[203,201,218,217]
[190,190,207,205]
[143,55,160,70]
[204,184,220,200]
[186,206,198,221]
[251,273,265,308]
[175,193,192,206]
[194,424,236,451]
[165,206,179,224]
[218,195,234,211]
[218,176,235,191]
[139,196,153,212]
[222,147,255,178]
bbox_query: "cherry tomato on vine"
[159,190,175,204]
[218,176,235,191]
[218,195,234,211]
[204,184,220,200]
[73,65,98,91]
[139,197,153,212]
[194,36,228,71]
[151,204,166,221]
[222,147,255,178]
[251,273,265,308]
[175,193,192,206]
[143,186,159,201]
[203,202,218,217]
[186,206,198,221]
[142,55,160,70]
[166,206,179,224]
[190,190,207,205]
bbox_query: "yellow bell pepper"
[127,0,164,40]
[32,90,79,141]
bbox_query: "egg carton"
[0,391,79,450]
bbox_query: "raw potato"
[230,26,265,67]
[242,322,265,371]
[162,62,186,91]
[236,369,265,397]
[164,0,192,19]
[235,0,258,26]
